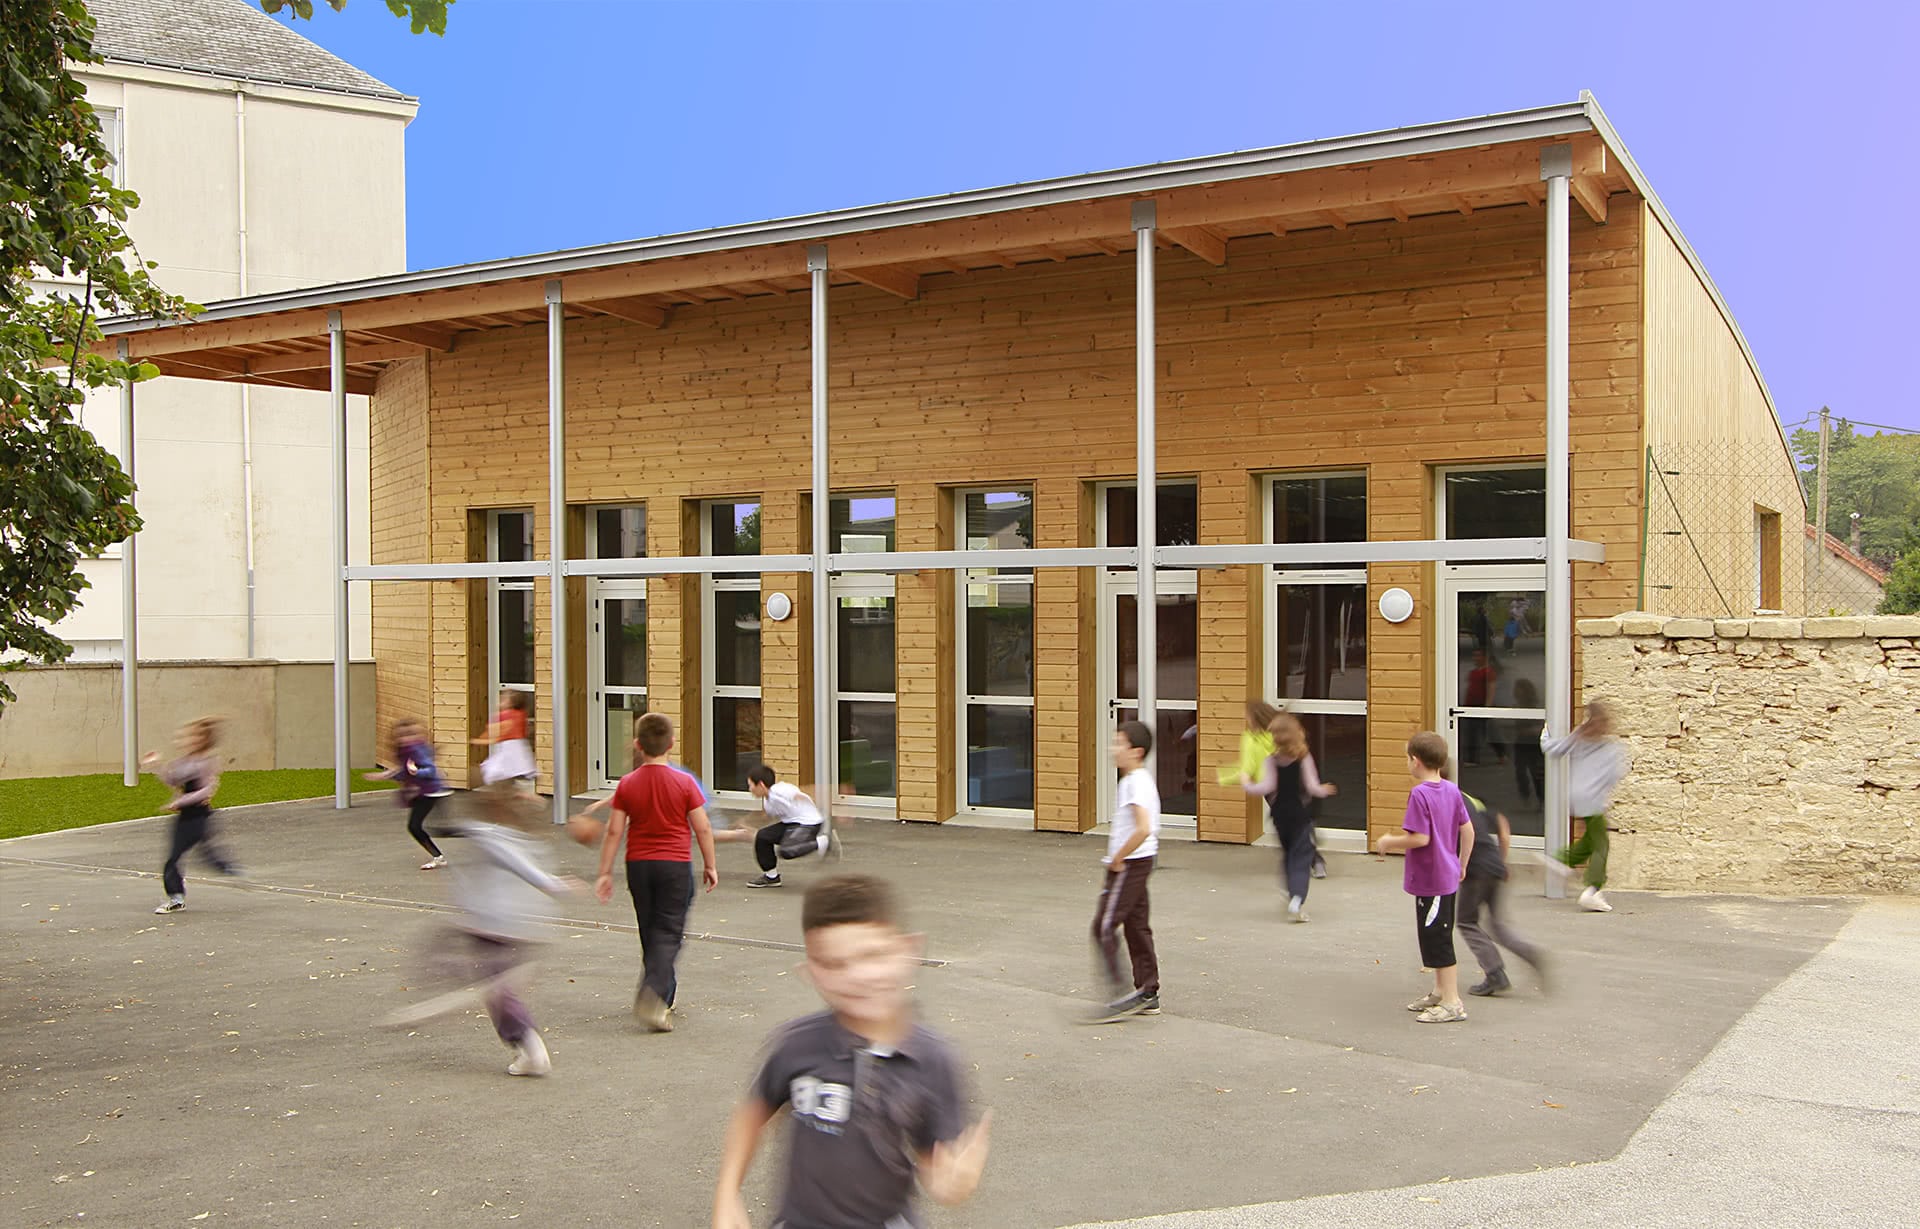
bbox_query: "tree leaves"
[260,0,455,38]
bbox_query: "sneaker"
[1468,969,1512,997]
[1082,991,1151,1025]
[1414,1001,1468,1024]
[1406,992,1441,1012]
[154,897,185,915]
[421,856,449,871]
[1310,857,1328,880]
[1137,994,1161,1016]
[1579,887,1613,913]
[633,987,673,1033]
[746,873,783,889]
[507,1031,551,1077]
[825,828,844,862]
[1533,852,1575,881]
[1287,896,1309,924]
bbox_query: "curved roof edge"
[99,99,1593,334]
[1578,91,1799,495]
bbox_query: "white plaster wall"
[54,64,411,665]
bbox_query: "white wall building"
[61,0,415,663]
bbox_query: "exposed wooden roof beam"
[928,257,972,275]
[356,322,457,351]
[1451,196,1475,216]
[1570,175,1609,224]
[247,340,426,374]
[160,352,250,377]
[840,264,921,299]
[1386,203,1410,224]
[582,296,671,328]
[1087,237,1124,257]
[1518,181,1544,207]
[1163,225,1227,266]
[1318,211,1349,231]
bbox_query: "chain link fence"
[1637,440,1867,618]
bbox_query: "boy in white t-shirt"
[1086,720,1162,1023]
[744,764,828,888]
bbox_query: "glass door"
[1440,570,1548,839]
[588,581,649,790]
[1101,578,1200,827]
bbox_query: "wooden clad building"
[98,97,1801,851]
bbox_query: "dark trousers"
[161,808,234,897]
[754,821,815,872]
[1513,744,1545,803]
[625,859,693,1004]
[1275,811,1317,902]
[430,930,535,1045]
[1091,856,1158,996]
[1457,874,1544,979]
[406,795,443,858]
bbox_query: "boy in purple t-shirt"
[1375,731,1477,1024]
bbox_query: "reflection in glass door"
[1104,583,1199,824]
[588,583,648,789]
[1442,575,1547,837]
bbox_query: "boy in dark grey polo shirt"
[713,874,991,1229]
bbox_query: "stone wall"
[1578,614,1920,895]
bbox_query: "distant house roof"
[86,0,412,102]
[1805,523,1890,584]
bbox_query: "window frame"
[829,492,899,813]
[701,499,763,797]
[586,504,648,789]
[486,508,537,705]
[953,486,1037,819]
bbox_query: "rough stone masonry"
[1577,614,1920,895]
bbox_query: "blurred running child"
[743,764,831,889]
[1457,792,1548,996]
[1376,731,1476,1024]
[1540,700,1632,912]
[594,712,718,1032]
[713,873,990,1229]
[144,717,243,914]
[381,800,579,1077]
[472,688,536,788]
[1218,701,1278,786]
[366,718,453,870]
[1242,712,1338,922]
[1510,678,1546,805]
[1086,720,1161,1024]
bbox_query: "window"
[1266,474,1368,830]
[1440,466,1547,559]
[488,509,536,703]
[588,506,647,785]
[1755,508,1782,612]
[831,495,898,805]
[703,501,762,792]
[94,107,123,187]
[956,489,1034,813]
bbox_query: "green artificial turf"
[0,769,397,841]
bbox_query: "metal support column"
[118,339,139,786]
[546,281,570,824]
[1132,202,1158,726]
[808,245,834,805]
[328,311,351,808]
[1541,146,1573,896]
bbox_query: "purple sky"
[266,0,1918,436]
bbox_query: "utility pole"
[1814,405,1831,613]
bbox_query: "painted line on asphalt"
[0,853,950,967]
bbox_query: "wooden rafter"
[1387,203,1410,224]
[1570,175,1609,224]
[355,322,457,351]
[1318,211,1349,231]
[582,296,671,328]
[159,351,250,377]
[246,340,426,374]
[1087,237,1124,257]
[1163,225,1227,266]
[842,264,921,299]
[928,257,972,276]
[1451,195,1476,216]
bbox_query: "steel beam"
[328,311,350,809]
[546,281,569,823]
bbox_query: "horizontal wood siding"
[368,358,429,765]
[401,201,1658,838]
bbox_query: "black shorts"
[1415,893,1458,969]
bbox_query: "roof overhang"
[90,95,1751,412]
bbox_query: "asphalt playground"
[3,796,1905,1227]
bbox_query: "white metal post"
[546,281,570,823]
[117,339,139,786]
[328,311,350,809]
[1541,146,1573,896]
[808,245,834,805]
[1132,201,1158,726]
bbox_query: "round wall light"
[1378,587,1415,624]
[766,592,793,622]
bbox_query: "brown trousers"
[1092,856,1158,996]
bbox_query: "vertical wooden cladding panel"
[1195,469,1261,843]
[760,494,805,785]
[369,358,430,765]
[1641,204,1804,616]
[410,201,1644,832]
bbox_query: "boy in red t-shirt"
[595,713,718,1032]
